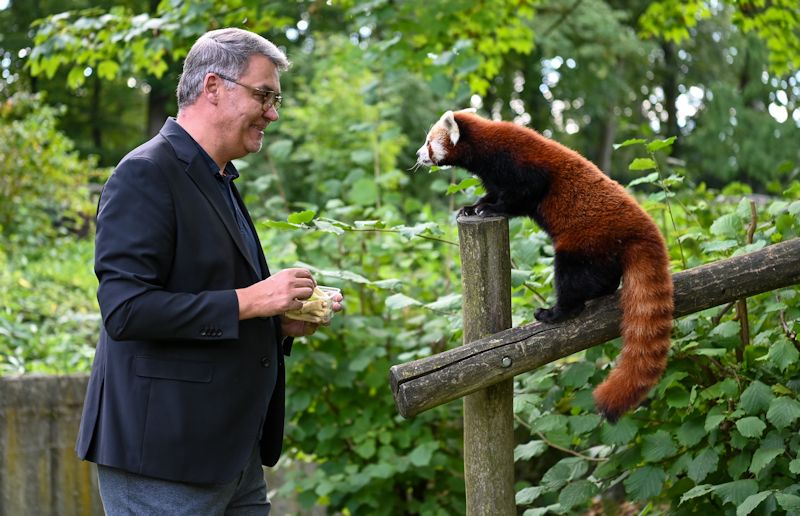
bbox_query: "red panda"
[416,110,674,422]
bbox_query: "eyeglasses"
[214,72,283,111]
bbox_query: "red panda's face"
[416,111,460,167]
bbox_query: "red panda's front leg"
[457,192,498,218]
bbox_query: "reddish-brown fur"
[424,112,674,420]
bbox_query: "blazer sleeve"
[95,156,240,342]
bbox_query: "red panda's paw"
[457,205,478,218]
[535,304,584,323]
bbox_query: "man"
[75,28,341,514]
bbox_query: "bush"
[0,92,104,246]
[511,171,800,514]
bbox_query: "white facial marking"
[430,138,447,162]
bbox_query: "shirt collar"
[167,118,239,180]
[193,140,240,180]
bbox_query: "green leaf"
[709,321,740,339]
[613,138,646,149]
[424,294,462,312]
[350,149,374,165]
[97,60,119,80]
[646,137,677,153]
[384,293,421,310]
[666,386,691,408]
[346,178,378,206]
[655,371,689,396]
[701,239,739,253]
[775,492,800,511]
[568,414,602,435]
[515,440,547,461]
[408,442,438,467]
[531,414,568,433]
[736,491,773,516]
[749,445,783,475]
[714,479,758,506]
[560,361,595,388]
[789,458,800,474]
[677,418,706,447]
[516,486,545,505]
[740,381,775,414]
[262,220,304,230]
[705,406,727,432]
[354,438,376,459]
[600,416,638,445]
[541,458,588,491]
[728,452,751,479]
[642,430,677,462]
[680,484,715,504]
[287,210,316,224]
[558,480,598,511]
[688,448,719,483]
[313,219,346,235]
[700,377,739,399]
[735,416,767,438]
[266,139,293,160]
[623,466,666,500]
[628,171,659,187]
[446,177,482,195]
[629,158,657,171]
[710,213,744,239]
[765,340,799,372]
[766,397,800,429]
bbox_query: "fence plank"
[458,216,515,516]
[390,237,800,418]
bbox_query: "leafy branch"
[616,136,687,269]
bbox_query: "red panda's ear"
[441,110,460,145]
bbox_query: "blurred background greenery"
[1,0,799,513]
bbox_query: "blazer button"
[215,329,223,337]
[260,356,271,368]
[200,329,207,337]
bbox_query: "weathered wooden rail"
[391,234,800,419]
[389,218,800,515]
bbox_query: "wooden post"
[458,216,515,515]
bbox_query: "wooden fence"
[0,375,320,515]
[390,217,800,515]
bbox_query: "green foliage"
[641,0,800,76]
[0,238,98,375]
[255,203,467,514]
[0,92,103,245]
[513,150,800,513]
[27,0,293,88]
[6,0,800,512]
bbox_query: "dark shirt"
[189,134,262,276]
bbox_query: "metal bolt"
[501,356,512,368]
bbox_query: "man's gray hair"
[177,28,290,109]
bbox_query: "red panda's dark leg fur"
[535,250,624,323]
[458,192,498,217]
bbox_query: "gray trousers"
[97,445,270,515]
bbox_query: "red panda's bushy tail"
[593,239,674,422]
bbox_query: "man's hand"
[280,317,320,337]
[236,268,316,320]
[280,290,344,337]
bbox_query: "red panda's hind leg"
[535,250,623,324]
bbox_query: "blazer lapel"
[182,157,261,277]
[230,182,270,279]
[158,118,261,278]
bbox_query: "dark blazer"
[76,118,290,484]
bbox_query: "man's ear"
[440,110,460,145]
[204,73,222,104]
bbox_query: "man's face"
[220,55,281,160]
